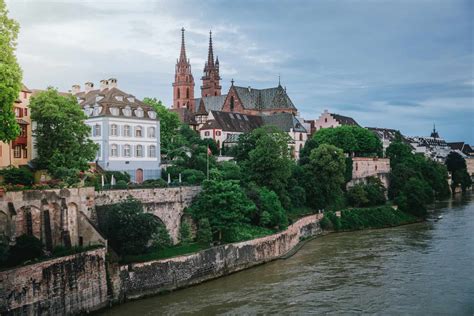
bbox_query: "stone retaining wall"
[0,247,107,315]
[117,214,323,300]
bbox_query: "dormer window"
[135,108,144,118]
[110,107,119,116]
[148,111,157,119]
[115,95,124,101]
[96,95,103,102]
[93,106,102,116]
[84,106,93,117]
[123,106,132,117]
[127,97,135,103]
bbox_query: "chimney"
[71,84,81,95]
[108,78,117,89]
[100,79,108,91]
[85,82,94,93]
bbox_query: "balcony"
[12,136,27,146]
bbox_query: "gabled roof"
[200,110,263,132]
[262,113,307,133]
[331,113,359,126]
[194,95,227,113]
[232,85,296,110]
[447,142,473,155]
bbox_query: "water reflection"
[100,193,474,315]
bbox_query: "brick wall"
[0,247,108,315]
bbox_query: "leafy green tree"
[151,224,172,250]
[187,180,257,242]
[386,141,413,167]
[0,166,34,185]
[346,184,369,207]
[218,161,242,181]
[197,218,212,245]
[0,0,22,142]
[30,88,98,179]
[8,234,43,266]
[256,187,288,229]
[396,177,434,217]
[300,126,382,164]
[303,144,346,210]
[97,198,158,255]
[364,177,386,205]
[445,152,472,193]
[143,98,180,153]
[179,221,192,245]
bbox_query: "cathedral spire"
[207,30,214,67]
[179,27,187,62]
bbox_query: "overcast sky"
[6,0,474,143]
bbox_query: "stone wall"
[349,157,391,189]
[0,247,108,315]
[0,188,103,250]
[116,214,323,301]
[94,186,201,243]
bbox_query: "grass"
[120,243,209,264]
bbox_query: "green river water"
[101,192,474,315]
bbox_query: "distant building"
[0,85,33,168]
[447,142,474,157]
[73,79,160,183]
[407,125,452,162]
[366,127,412,155]
[311,110,359,131]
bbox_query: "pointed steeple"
[179,27,187,62]
[207,30,214,67]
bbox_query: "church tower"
[173,28,195,111]
[201,31,222,97]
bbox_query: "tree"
[97,198,158,255]
[0,0,22,142]
[151,224,172,250]
[255,187,288,229]
[29,88,98,178]
[187,180,257,242]
[300,126,382,164]
[445,151,471,193]
[179,221,192,245]
[143,98,181,154]
[346,184,369,207]
[397,177,433,217]
[0,166,34,185]
[218,161,242,181]
[197,218,212,245]
[303,144,346,210]
[386,141,413,167]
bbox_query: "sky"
[6,0,474,143]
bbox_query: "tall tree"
[303,144,346,210]
[445,151,472,193]
[142,98,180,154]
[0,0,22,142]
[30,88,98,176]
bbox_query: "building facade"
[311,109,359,131]
[73,79,160,183]
[0,85,33,168]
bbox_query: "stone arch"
[0,210,9,239]
[67,203,78,246]
[16,206,42,240]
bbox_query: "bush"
[8,235,43,266]
[197,218,213,245]
[141,178,168,188]
[179,221,192,245]
[338,206,416,230]
[51,167,79,186]
[0,167,34,186]
[346,177,386,207]
[114,180,128,189]
[181,169,206,185]
[105,171,130,184]
[319,216,332,230]
[346,184,369,207]
[397,177,433,218]
[151,225,172,250]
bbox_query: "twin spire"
[179,28,218,68]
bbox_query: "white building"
[73,79,160,183]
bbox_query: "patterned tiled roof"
[233,85,296,110]
[200,111,263,132]
[194,95,227,113]
[262,113,307,133]
[331,113,359,126]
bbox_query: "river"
[101,193,474,315]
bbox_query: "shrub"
[114,180,128,190]
[105,171,130,184]
[397,177,434,217]
[51,167,79,185]
[319,216,332,230]
[181,169,206,185]
[338,206,416,230]
[151,225,172,250]
[8,235,43,266]
[179,221,192,245]
[197,218,213,245]
[141,178,168,188]
[346,184,369,207]
[0,167,34,186]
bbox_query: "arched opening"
[136,168,144,184]
[16,206,42,240]
[177,88,181,99]
[186,87,190,99]
[149,216,171,248]
[230,96,235,112]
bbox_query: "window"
[148,111,157,119]
[23,147,27,158]
[375,165,378,171]
[204,131,210,136]
[14,145,21,158]
[14,107,21,117]
[124,125,131,137]
[111,144,118,157]
[135,126,143,137]
[149,145,156,158]
[110,124,118,136]
[20,126,27,137]
[136,145,143,157]
[325,118,328,123]
[135,108,144,118]
[230,96,235,112]
[177,88,181,99]
[148,127,156,138]
[123,145,131,157]
[299,133,303,141]
[123,106,132,117]
[216,131,221,136]
[94,124,101,137]
[215,92,217,96]
[110,107,119,116]
[356,163,358,171]
[186,87,190,99]
[24,109,28,116]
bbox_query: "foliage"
[29,88,98,178]
[96,198,158,255]
[302,144,346,210]
[334,206,416,231]
[181,169,206,185]
[186,180,257,243]
[319,216,332,230]
[218,161,242,181]
[346,184,369,207]
[452,169,472,192]
[300,126,382,163]
[151,225,172,250]
[140,178,168,188]
[445,152,472,193]
[254,187,288,229]
[396,177,434,218]
[142,98,180,154]
[0,0,22,142]
[287,164,306,209]
[7,234,43,266]
[0,166,34,185]
[196,218,213,245]
[385,141,413,167]
[114,180,128,189]
[445,151,467,173]
[105,171,130,183]
[179,220,192,245]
